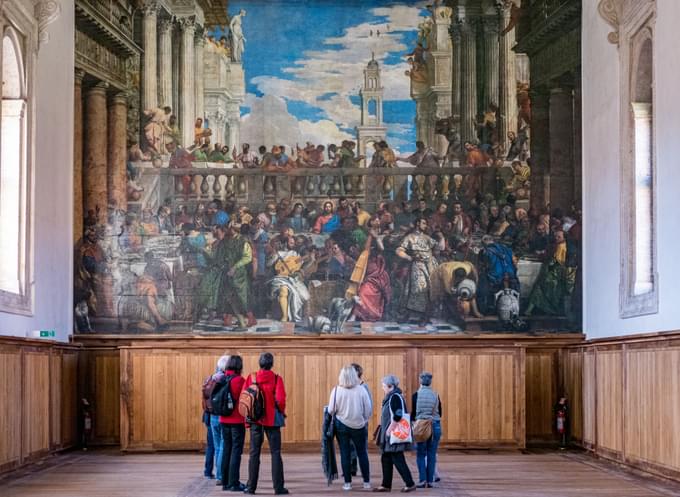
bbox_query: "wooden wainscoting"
[0,337,80,475]
[72,334,583,452]
[565,331,680,483]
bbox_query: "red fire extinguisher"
[555,396,569,449]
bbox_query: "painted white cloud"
[240,94,354,150]
[248,4,425,133]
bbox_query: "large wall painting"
[74,0,582,335]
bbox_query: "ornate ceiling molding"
[597,0,620,45]
[34,0,61,47]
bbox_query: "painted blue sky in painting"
[228,0,428,153]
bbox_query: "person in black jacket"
[373,375,416,493]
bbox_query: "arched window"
[619,3,657,317]
[0,26,30,312]
[368,99,377,121]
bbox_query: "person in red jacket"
[219,355,247,492]
[244,352,288,495]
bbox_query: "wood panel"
[595,349,623,455]
[0,338,80,476]
[422,349,524,447]
[120,346,408,450]
[624,344,680,476]
[560,348,583,442]
[80,349,120,444]
[569,331,680,484]
[0,350,22,470]
[525,349,557,441]
[23,353,50,458]
[582,348,596,446]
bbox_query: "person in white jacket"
[328,365,373,491]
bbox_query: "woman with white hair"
[328,365,373,491]
[373,375,416,493]
[412,371,442,488]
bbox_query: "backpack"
[238,373,266,422]
[211,375,236,417]
[201,374,221,414]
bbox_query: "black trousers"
[335,420,370,484]
[380,451,415,489]
[247,424,285,492]
[221,423,246,489]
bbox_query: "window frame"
[0,1,36,316]
[618,2,658,318]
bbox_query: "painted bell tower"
[356,53,387,165]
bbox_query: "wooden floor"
[2,450,680,497]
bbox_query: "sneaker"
[216,480,223,486]
[416,482,427,488]
[274,489,289,495]
[401,485,417,493]
[363,482,372,490]
[343,483,352,491]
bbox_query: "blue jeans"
[210,414,224,481]
[203,412,215,477]
[416,420,441,484]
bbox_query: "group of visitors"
[202,354,442,493]
[203,352,288,494]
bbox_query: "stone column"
[178,16,196,148]
[194,30,205,125]
[459,17,478,145]
[226,102,241,151]
[548,87,575,211]
[172,26,180,119]
[529,88,550,211]
[449,22,461,123]
[74,69,85,242]
[498,2,518,156]
[141,1,159,112]
[107,93,128,212]
[483,16,499,110]
[158,16,174,109]
[83,82,109,223]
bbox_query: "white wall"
[0,0,74,342]
[583,0,680,338]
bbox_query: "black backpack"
[211,375,236,417]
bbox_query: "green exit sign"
[40,330,55,338]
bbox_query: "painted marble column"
[74,69,85,242]
[141,1,159,112]
[83,82,109,223]
[158,16,174,110]
[529,87,550,212]
[459,17,478,145]
[498,2,518,156]
[483,16,499,110]
[194,30,205,126]
[172,26,180,121]
[449,22,461,124]
[548,87,575,211]
[107,92,128,212]
[179,16,196,148]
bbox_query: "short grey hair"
[382,374,400,389]
[419,371,433,386]
[338,365,360,388]
[216,355,230,372]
